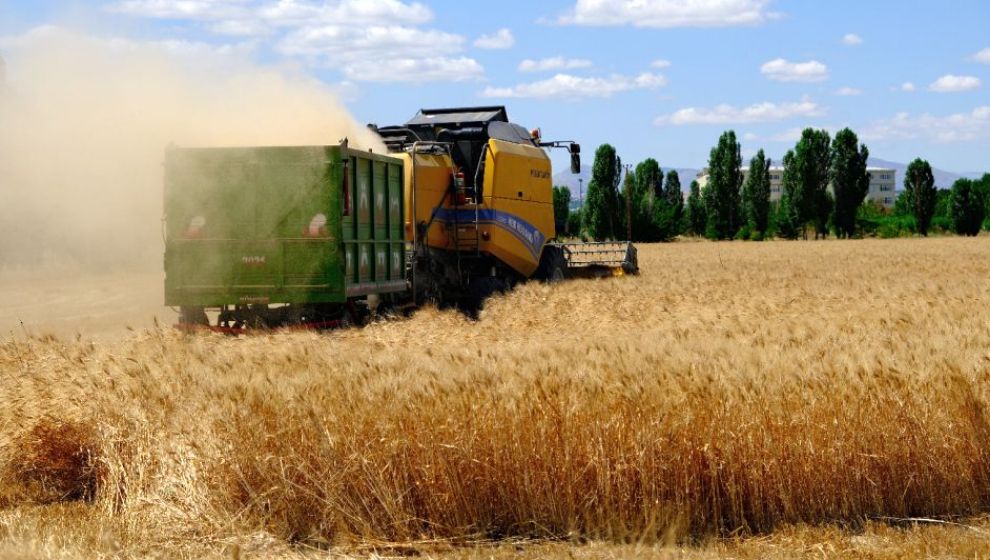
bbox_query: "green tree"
[893,190,912,217]
[742,150,771,237]
[793,128,831,238]
[949,178,985,236]
[584,144,622,240]
[776,150,802,239]
[686,179,706,236]
[976,173,990,231]
[704,130,743,240]
[652,169,684,241]
[620,169,635,241]
[632,158,662,240]
[830,128,870,238]
[567,208,583,239]
[903,159,937,236]
[552,185,571,237]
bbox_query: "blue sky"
[2,0,988,172]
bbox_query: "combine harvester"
[164,106,637,330]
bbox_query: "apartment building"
[695,166,897,208]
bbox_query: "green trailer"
[164,144,407,329]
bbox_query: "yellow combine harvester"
[376,106,638,307]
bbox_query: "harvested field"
[3,238,990,557]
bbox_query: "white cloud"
[482,72,666,99]
[841,33,862,46]
[929,74,981,93]
[558,0,776,28]
[650,58,671,68]
[654,97,822,126]
[106,0,249,19]
[518,57,592,72]
[900,82,916,92]
[352,57,484,83]
[105,0,474,82]
[835,86,861,96]
[760,58,828,82]
[473,28,514,49]
[971,47,990,64]
[259,0,432,26]
[277,25,483,82]
[154,38,255,57]
[209,19,270,36]
[862,106,990,143]
[279,25,460,59]
[108,0,433,25]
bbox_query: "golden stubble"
[2,238,990,556]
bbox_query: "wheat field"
[3,238,990,558]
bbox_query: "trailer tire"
[535,246,569,283]
[179,306,209,326]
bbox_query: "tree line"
[555,129,990,241]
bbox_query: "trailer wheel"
[178,306,208,326]
[535,246,569,283]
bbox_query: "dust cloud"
[0,26,384,337]
[0,26,381,271]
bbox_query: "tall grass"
[2,238,990,549]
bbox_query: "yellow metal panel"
[400,151,453,249]
[399,139,556,278]
[486,139,553,204]
[481,139,556,276]
[485,197,549,277]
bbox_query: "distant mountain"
[554,158,985,200]
[553,165,701,203]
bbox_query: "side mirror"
[569,143,581,174]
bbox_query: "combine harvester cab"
[164,144,407,330]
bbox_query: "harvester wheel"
[535,246,569,283]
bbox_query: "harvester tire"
[535,246,568,283]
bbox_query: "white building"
[695,166,897,208]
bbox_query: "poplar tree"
[633,158,662,240]
[950,178,985,236]
[584,144,622,240]
[793,128,831,238]
[904,158,937,236]
[830,128,870,238]
[776,150,802,239]
[742,150,771,238]
[654,169,684,240]
[704,130,743,240]
[686,179,706,236]
[552,185,571,236]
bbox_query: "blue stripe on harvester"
[433,208,545,259]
